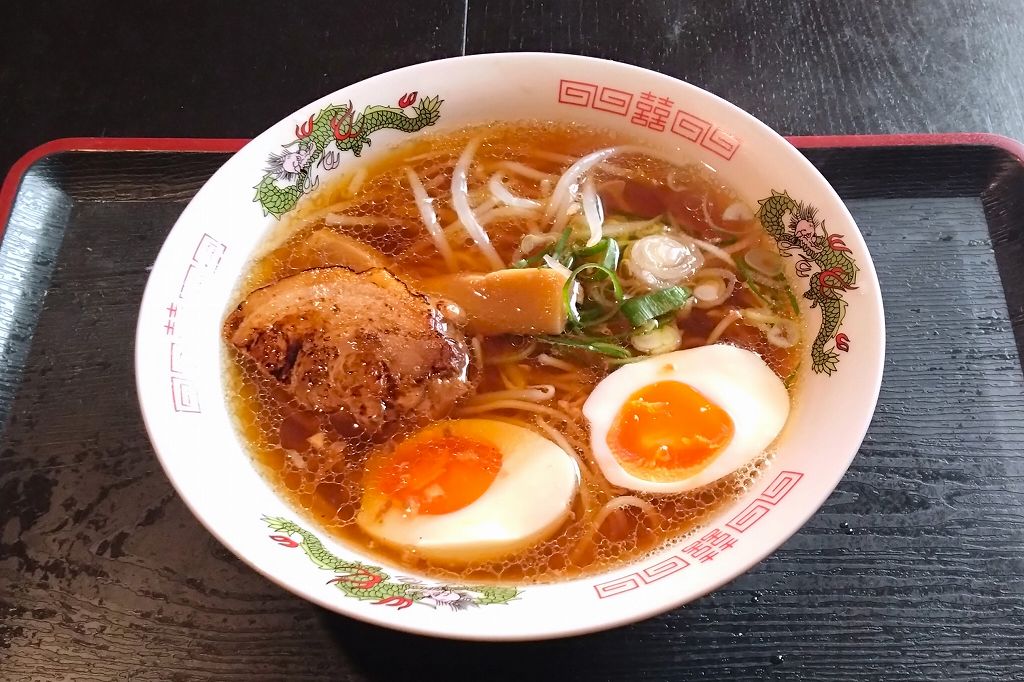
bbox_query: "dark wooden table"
[3,1,1024,680]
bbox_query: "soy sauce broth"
[225,121,801,584]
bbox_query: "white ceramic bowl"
[135,53,884,640]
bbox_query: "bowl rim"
[134,51,885,641]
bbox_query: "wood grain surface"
[466,0,1024,139]
[4,2,1024,681]
[0,1,466,185]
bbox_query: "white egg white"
[356,419,579,564]
[583,344,790,494]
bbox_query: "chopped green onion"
[577,298,621,327]
[577,303,610,325]
[634,314,674,334]
[736,256,773,307]
[563,263,624,326]
[551,226,574,264]
[600,238,621,272]
[513,227,575,268]
[570,237,621,279]
[630,321,682,354]
[784,285,801,316]
[736,255,801,316]
[606,355,648,365]
[620,286,690,326]
[512,245,555,269]
[538,334,633,359]
[572,239,607,258]
[601,214,669,242]
[512,251,546,268]
[634,319,658,334]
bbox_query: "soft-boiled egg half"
[583,344,790,494]
[357,419,579,564]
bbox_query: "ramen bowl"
[135,53,884,640]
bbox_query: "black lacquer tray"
[2,134,1023,680]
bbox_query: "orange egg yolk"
[376,432,502,515]
[607,381,734,479]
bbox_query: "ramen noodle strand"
[454,400,571,419]
[533,416,601,481]
[706,309,742,344]
[536,353,579,372]
[484,340,538,365]
[532,418,597,515]
[465,385,556,405]
[570,496,663,561]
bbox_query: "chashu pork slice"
[225,267,474,433]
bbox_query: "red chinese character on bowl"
[631,92,674,131]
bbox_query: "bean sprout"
[452,138,504,270]
[488,171,543,210]
[527,149,576,164]
[497,161,557,182]
[581,177,604,246]
[404,167,456,272]
[543,254,573,279]
[478,205,544,226]
[546,147,622,233]
[547,145,680,234]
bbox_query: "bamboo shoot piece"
[274,228,388,273]
[418,268,568,335]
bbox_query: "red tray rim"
[2,132,1023,232]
